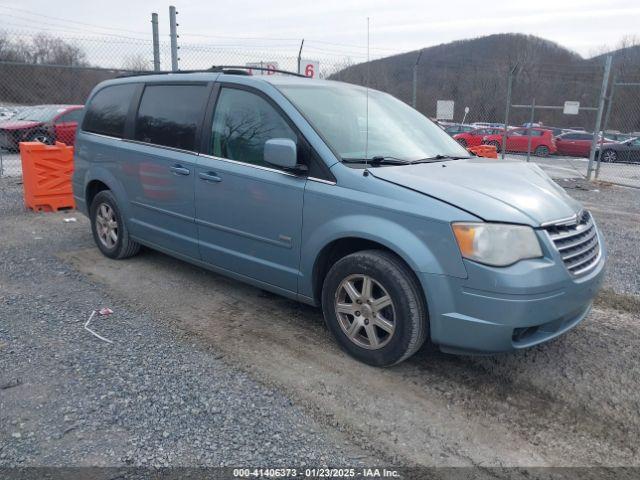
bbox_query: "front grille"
[544,210,600,276]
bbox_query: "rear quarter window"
[134,84,209,151]
[82,83,138,138]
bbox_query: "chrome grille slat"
[547,218,593,241]
[556,228,597,251]
[544,211,600,276]
[561,235,599,261]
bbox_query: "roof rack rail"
[117,65,306,78]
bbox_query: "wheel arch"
[310,236,427,308]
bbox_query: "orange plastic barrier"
[19,141,75,212]
[468,145,498,159]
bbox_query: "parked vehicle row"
[0,104,83,151]
[438,121,640,163]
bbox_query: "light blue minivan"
[72,69,605,366]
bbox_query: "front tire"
[321,250,428,366]
[90,190,140,259]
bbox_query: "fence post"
[526,98,535,162]
[587,55,612,180]
[502,64,517,160]
[169,6,179,72]
[595,74,616,179]
[412,50,423,109]
[297,39,304,75]
[151,13,161,72]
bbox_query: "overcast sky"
[1,0,638,63]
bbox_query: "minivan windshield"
[277,82,470,163]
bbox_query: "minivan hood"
[369,158,582,226]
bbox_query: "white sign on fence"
[437,100,455,120]
[563,101,580,115]
[246,62,279,75]
[299,59,320,78]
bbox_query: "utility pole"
[412,49,423,108]
[297,39,304,75]
[587,55,612,180]
[151,12,160,72]
[502,63,518,160]
[169,5,179,72]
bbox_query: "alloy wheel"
[334,274,396,350]
[95,203,118,249]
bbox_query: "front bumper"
[420,228,606,354]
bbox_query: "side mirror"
[264,138,298,169]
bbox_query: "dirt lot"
[1,176,639,469]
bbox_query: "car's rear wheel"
[28,131,53,145]
[90,190,140,259]
[487,140,501,152]
[601,149,617,163]
[534,145,550,157]
[321,250,428,366]
[456,138,467,147]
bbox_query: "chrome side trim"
[195,217,292,249]
[199,153,302,178]
[82,131,123,141]
[130,200,193,222]
[122,138,199,156]
[308,177,336,185]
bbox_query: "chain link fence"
[0,29,639,188]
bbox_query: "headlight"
[452,222,542,266]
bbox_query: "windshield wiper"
[342,156,411,166]
[408,154,471,164]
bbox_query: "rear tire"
[601,149,617,163]
[321,250,428,366]
[28,130,53,145]
[534,145,550,157]
[487,140,501,152]
[90,190,140,259]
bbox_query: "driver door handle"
[170,164,191,176]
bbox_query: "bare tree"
[122,53,151,72]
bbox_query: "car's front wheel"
[90,190,140,259]
[321,250,428,366]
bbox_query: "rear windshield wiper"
[342,156,411,166]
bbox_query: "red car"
[555,132,615,158]
[0,104,84,151]
[453,127,505,148]
[482,127,557,157]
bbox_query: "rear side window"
[83,84,137,138]
[135,84,209,151]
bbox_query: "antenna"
[364,17,370,173]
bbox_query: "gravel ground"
[1,174,639,470]
[0,178,372,467]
